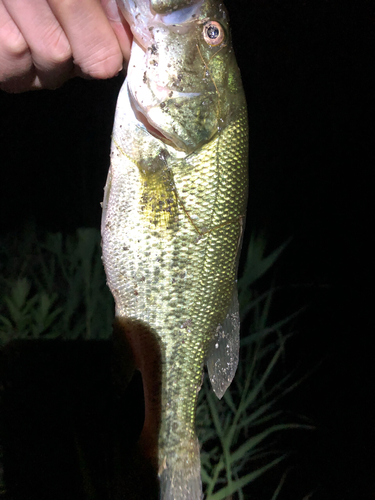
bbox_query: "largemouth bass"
[101,0,248,498]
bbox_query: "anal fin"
[206,287,240,399]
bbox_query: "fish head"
[120,0,245,153]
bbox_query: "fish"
[101,0,248,498]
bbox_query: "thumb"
[101,0,132,64]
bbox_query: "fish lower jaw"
[129,91,167,139]
[128,82,197,153]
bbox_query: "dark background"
[0,0,373,498]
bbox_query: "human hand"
[0,0,132,93]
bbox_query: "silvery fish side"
[101,0,248,498]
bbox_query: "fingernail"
[116,66,124,76]
[101,0,122,22]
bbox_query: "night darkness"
[0,1,373,499]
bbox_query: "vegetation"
[198,235,310,499]
[0,227,310,499]
[0,228,113,345]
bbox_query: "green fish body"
[101,1,248,498]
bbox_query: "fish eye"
[203,21,225,46]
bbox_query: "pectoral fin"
[206,287,240,399]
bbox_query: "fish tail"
[159,436,203,500]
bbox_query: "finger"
[0,0,35,92]
[3,0,73,90]
[48,0,123,80]
[100,0,132,63]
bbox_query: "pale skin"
[0,0,132,92]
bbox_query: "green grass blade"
[208,455,287,500]
[230,425,312,465]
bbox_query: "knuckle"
[79,49,122,79]
[39,26,72,67]
[0,28,28,60]
[0,27,31,85]
[47,42,72,67]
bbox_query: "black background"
[0,0,373,498]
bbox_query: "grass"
[0,227,114,344]
[197,234,311,499]
[0,227,310,498]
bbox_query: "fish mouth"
[126,39,216,153]
[129,80,218,154]
[129,90,177,147]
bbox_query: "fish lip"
[132,37,147,52]
[156,0,205,22]
[126,41,169,142]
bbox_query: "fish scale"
[101,1,248,498]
